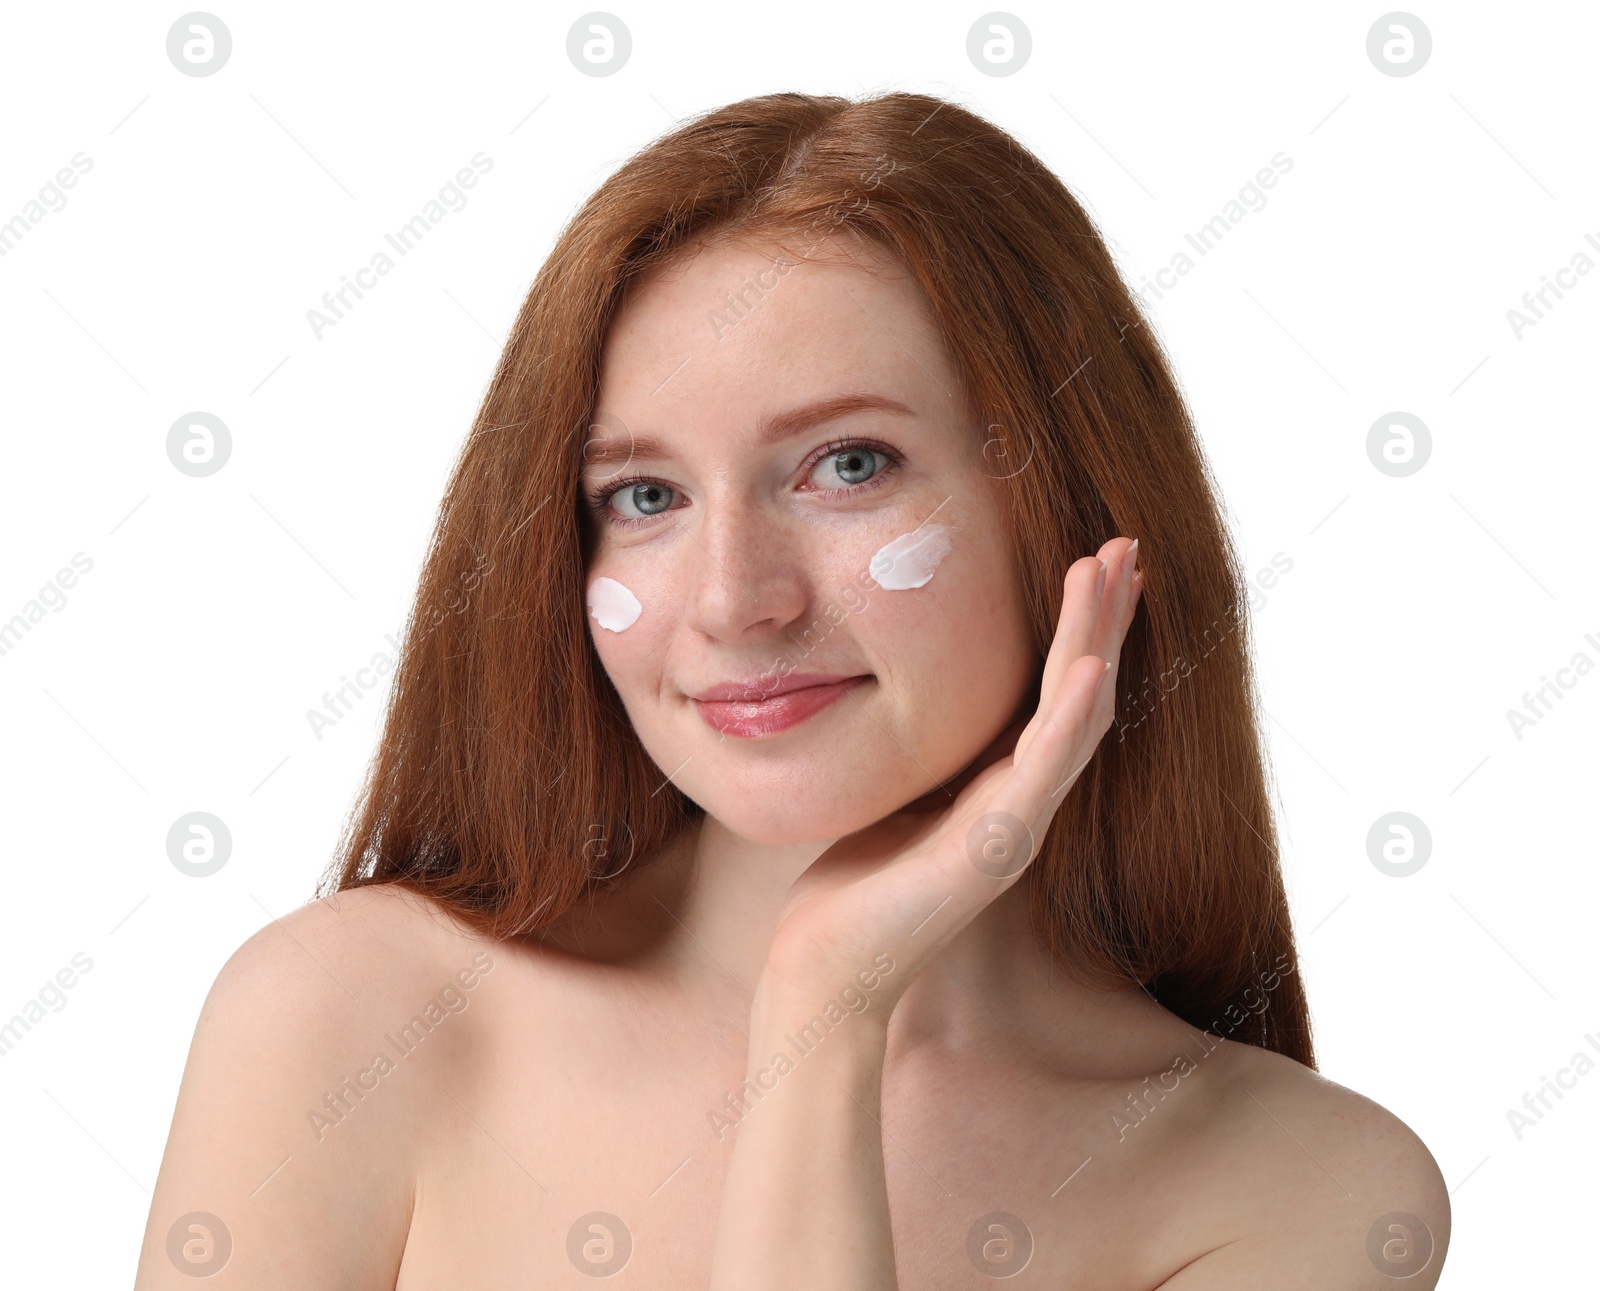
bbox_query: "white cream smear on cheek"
[868,523,954,590]
[587,576,642,632]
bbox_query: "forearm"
[708,978,898,1289]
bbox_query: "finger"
[1082,540,1142,738]
[1013,558,1100,768]
[985,651,1109,849]
[1090,537,1139,661]
[913,536,1133,818]
[1035,554,1106,719]
[1021,537,1135,765]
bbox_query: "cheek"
[841,522,967,669]
[586,575,641,632]
[794,521,960,652]
[809,519,962,610]
[853,518,1031,696]
[584,572,669,686]
[866,522,955,591]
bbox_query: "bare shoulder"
[192,881,502,1077]
[228,880,492,982]
[134,883,499,1289]
[1162,1039,1451,1288]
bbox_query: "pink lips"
[690,673,870,739]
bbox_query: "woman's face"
[581,234,1041,844]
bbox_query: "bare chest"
[392,997,1222,1288]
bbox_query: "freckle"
[868,524,954,590]
[587,576,642,631]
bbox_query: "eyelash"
[584,437,903,531]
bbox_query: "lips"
[690,673,863,703]
[690,674,870,739]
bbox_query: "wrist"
[754,946,904,1017]
[749,965,894,1063]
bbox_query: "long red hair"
[319,90,1316,1068]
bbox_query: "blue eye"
[810,444,886,489]
[611,481,676,519]
[584,437,901,531]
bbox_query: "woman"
[137,91,1449,1287]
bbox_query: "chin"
[637,695,991,844]
[687,774,904,845]
[697,801,879,847]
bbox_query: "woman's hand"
[710,538,1143,1290]
[756,536,1144,1020]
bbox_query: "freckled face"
[581,236,1039,844]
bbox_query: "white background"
[1,2,1595,1286]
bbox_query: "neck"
[636,813,1171,1074]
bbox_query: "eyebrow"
[581,391,916,470]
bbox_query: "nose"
[683,491,810,643]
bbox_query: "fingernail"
[1095,559,1107,599]
[1095,658,1112,692]
[1127,538,1139,569]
